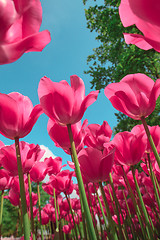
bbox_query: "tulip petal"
[0,30,51,64]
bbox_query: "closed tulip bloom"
[38,75,99,125]
[47,118,87,154]
[0,92,43,139]
[0,141,45,176]
[84,121,112,151]
[29,161,47,183]
[112,131,146,166]
[0,0,51,64]
[78,145,115,183]
[104,73,160,120]
[50,170,74,195]
[119,0,160,52]
[44,156,63,176]
[0,169,13,191]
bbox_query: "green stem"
[147,153,160,212]
[99,182,118,240]
[131,166,154,240]
[37,182,44,240]
[93,184,109,233]
[67,124,96,240]
[15,137,30,240]
[65,193,79,240]
[109,174,125,240]
[0,190,4,239]
[27,173,36,240]
[122,166,147,239]
[53,188,59,233]
[141,116,160,168]
[86,184,100,240]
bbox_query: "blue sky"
[0,0,118,165]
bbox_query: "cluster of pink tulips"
[1,0,160,239]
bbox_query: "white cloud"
[40,145,56,162]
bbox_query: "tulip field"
[1,0,160,240]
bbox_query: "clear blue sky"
[0,0,118,165]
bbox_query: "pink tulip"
[0,92,43,139]
[0,0,51,64]
[119,0,160,52]
[112,131,146,166]
[38,209,49,225]
[5,175,28,206]
[78,145,115,183]
[0,141,45,176]
[38,75,99,125]
[84,121,112,151]
[62,224,72,234]
[104,73,160,120]
[0,169,13,191]
[47,118,87,154]
[50,170,74,195]
[44,156,63,176]
[132,124,160,154]
[29,161,47,183]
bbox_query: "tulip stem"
[37,182,44,240]
[27,173,36,240]
[147,153,160,212]
[65,193,79,240]
[141,116,160,168]
[109,173,125,240]
[99,182,118,240]
[67,124,96,240]
[15,137,30,240]
[0,190,4,239]
[53,188,59,233]
[131,166,154,240]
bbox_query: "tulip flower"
[119,0,160,52]
[0,169,13,191]
[50,170,74,195]
[112,131,146,166]
[29,161,47,183]
[78,145,115,183]
[0,141,45,176]
[0,0,51,64]
[38,75,98,239]
[84,121,112,151]
[45,156,63,176]
[47,118,87,154]
[104,73,160,120]
[38,75,99,125]
[0,92,43,139]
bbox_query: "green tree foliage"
[83,0,160,133]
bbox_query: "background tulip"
[0,141,45,176]
[0,0,51,64]
[84,121,112,151]
[47,118,87,154]
[112,131,146,166]
[78,145,115,183]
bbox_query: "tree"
[83,0,160,132]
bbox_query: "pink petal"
[123,33,153,50]
[21,0,42,37]
[0,30,51,64]
[119,0,138,27]
[70,75,85,102]
[128,0,160,26]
